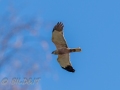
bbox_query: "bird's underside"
[52,22,81,73]
[53,48,81,55]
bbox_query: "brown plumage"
[52,22,81,73]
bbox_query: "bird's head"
[51,51,58,55]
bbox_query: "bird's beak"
[51,51,54,54]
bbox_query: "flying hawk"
[52,22,81,73]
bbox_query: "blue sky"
[0,0,120,90]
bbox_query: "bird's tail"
[69,47,82,53]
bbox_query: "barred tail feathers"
[69,47,81,53]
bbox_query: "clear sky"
[0,0,120,90]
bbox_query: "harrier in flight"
[52,22,81,73]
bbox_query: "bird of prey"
[52,22,81,73]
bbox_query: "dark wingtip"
[52,22,64,32]
[62,65,75,73]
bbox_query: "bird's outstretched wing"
[57,54,75,72]
[52,22,68,49]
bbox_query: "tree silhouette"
[0,7,53,90]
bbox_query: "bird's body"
[52,22,81,73]
[52,48,81,55]
[52,48,70,55]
